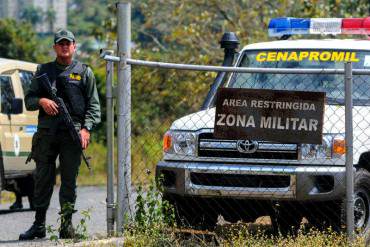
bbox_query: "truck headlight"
[301,134,345,159]
[163,131,197,156]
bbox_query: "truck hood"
[170,105,370,163]
[171,105,370,133]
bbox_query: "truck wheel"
[6,175,35,210]
[270,204,302,235]
[354,188,370,232]
[163,194,217,230]
[312,169,370,234]
[352,169,370,234]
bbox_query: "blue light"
[268,18,290,37]
[268,18,310,37]
[291,18,310,34]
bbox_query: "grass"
[77,130,164,186]
[122,224,366,247]
[78,141,108,186]
[121,179,367,247]
[122,227,366,247]
[218,225,365,247]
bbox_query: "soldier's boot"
[19,208,46,240]
[9,201,23,210]
[19,222,46,240]
[59,216,75,239]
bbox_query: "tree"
[71,0,370,137]
[45,8,56,33]
[0,19,40,62]
[68,0,112,36]
[19,6,44,26]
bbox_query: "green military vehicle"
[0,58,38,207]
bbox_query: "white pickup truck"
[156,18,370,233]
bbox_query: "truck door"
[0,75,11,190]
[0,74,34,175]
[17,69,37,167]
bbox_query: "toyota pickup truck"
[156,17,370,233]
[0,58,37,207]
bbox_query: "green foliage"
[221,226,365,247]
[45,8,56,32]
[131,178,175,241]
[19,5,57,34]
[0,19,40,62]
[131,119,171,185]
[134,179,175,229]
[46,202,92,242]
[68,0,115,37]
[131,49,214,134]
[46,224,58,242]
[78,141,108,186]
[74,208,92,241]
[124,223,366,246]
[19,6,43,25]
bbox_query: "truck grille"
[198,132,298,160]
[190,173,291,188]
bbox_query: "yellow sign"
[256,51,360,62]
[69,73,81,80]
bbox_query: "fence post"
[105,50,115,236]
[345,62,354,240]
[116,1,132,234]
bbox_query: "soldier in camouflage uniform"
[19,29,101,240]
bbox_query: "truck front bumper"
[156,161,347,201]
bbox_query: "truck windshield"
[228,49,370,106]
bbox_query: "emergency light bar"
[268,17,370,37]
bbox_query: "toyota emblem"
[236,140,258,153]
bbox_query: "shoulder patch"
[69,73,82,81]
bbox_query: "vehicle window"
[19,70,34,94]
[228,50,370,106]
[0,76,15,114]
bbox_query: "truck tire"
[307,169,370,234]
[6,175,35,210]
[163,194,217,230]
[352,168,370,234]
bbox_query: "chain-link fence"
[105,54,365,236]
[150,66,353,234]
[102,2,370,241]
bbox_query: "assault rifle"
[36,73,92,171]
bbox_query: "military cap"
[54,29,75,44]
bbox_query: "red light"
[342,18,364,34]
[342,17,370,34]
[362,17,370,34]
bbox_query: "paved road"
[0,186,107,246]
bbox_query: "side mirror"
[10,98,23,114]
